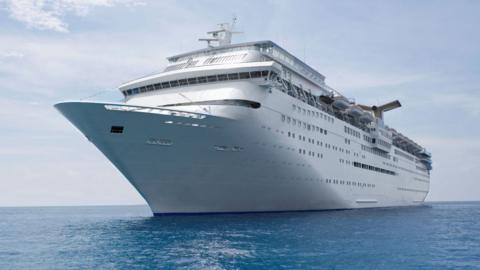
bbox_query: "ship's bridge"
[119,41,328,97]
[166,40,325,85]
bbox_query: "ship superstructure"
[56,22,431,214]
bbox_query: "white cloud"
[431,92,480,117]
[0,32,169,99]
[1,0,143,32]
[0,50,24,61]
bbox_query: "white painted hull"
[55,84,429,214]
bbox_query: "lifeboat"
[417,148,432,158]
[319,95,334,104]
[359,111,375,123]
[332,97,350,110]
[421,160,433,170]
[418,157,433,170]
[346,105,363,117]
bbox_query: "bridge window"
[239,72,250,79]
[228,73,239,80]
[217,74,228,81]
[207,75,217,82]
[124,70,272,97]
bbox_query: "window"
[353,161,396,175]
[217,74,228,81]
[250,71,261,78]
[207,75,217,82]
[110,126,124,134]
[178,79,188,86]
[228,73,239,80]
[239,72,250,79]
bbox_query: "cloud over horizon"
[1,0,143,32]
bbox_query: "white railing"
[104,104,207,119]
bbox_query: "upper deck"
[166,40,326,85]
[116,22,431,169]
[119,40,327,92]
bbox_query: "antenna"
[199,16,242,48]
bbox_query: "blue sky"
[0,0,479,206]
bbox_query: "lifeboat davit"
[346,106,363,117]
[332,97,350,110]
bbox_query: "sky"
[0,0,479,206]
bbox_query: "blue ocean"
[0,202,479,269]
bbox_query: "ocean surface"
[0,202,479,270]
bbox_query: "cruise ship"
[55,21,432,215]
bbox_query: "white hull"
[56,84,429,214]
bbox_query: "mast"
[199,17,242,47]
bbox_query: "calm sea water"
[0,202,479,270]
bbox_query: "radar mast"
[199,17,242,48]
